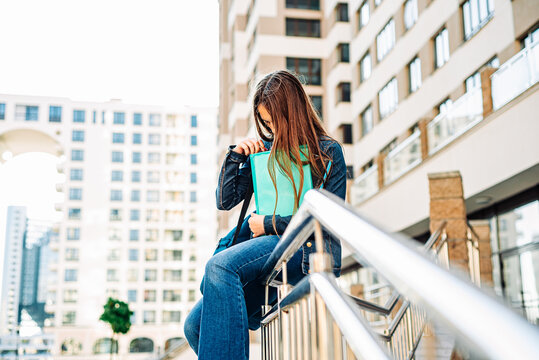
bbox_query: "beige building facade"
[219,0,539,323]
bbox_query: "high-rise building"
[0,95,218,358]
[1,206,27,335]
[219,0,538,322]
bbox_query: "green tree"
[99,297,133,360]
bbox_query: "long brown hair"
[252,70,338,234]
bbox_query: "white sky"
[0,0,219,280]
[0,0,219,107]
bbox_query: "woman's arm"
[215,146,252,211]
[262,141,347,235]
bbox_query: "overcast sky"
[0,0,219,107]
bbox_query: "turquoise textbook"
[250,146,313,216]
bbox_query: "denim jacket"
[215,136,347,276]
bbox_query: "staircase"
[258,189,539,360]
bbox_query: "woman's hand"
[248,213,266,237]
[232,138,267,156]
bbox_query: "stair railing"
[259,189,539,360]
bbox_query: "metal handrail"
[262,189,539,360]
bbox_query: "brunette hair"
[252,70,338,234]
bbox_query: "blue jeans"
[184,234,305,359]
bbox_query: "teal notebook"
[250,146,313,217]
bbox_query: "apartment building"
[219,0,538,322]
[0,94,218,358]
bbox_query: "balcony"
[428,87,483,155]
[383,131,421,185]
[492,40,538,110]
[350,164,378,206]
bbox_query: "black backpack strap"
[231,180,254,246]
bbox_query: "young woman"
[184,70,347,359]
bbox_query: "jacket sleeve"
[215,145,252,211]
[262,141,347,235]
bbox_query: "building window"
[191,115,198,128]
[404,0,418,30]
[340,124,353,144]
[110,190,123,201]
[63,289,78,303]
[72,130,84,142]
[133,113,142,125]
[129,229,139,241]
[132,152,142,164]
[15,105,39,121]
[163,290,181,302]
[93,111,97,123]
[113,112,125,125]
[148,134,161,145]
[338,43,350,63]
[164,250,182,261]
[111,170,123,182]
[69,188,82,201]
[378,78,398,119]
[336,3,348,22]
[65,248,79,261]
[438,98,453,114]
[147,171,160,183]
[107,249,121,261]
[132,171,141,183]
[190,191,197,203]
[522,27,539,49]
[434,28,450,68]
[376,19,395,61]
[147,191,159,202]
[148,152,161,163]
[127,290,137,302]
[71,149,84,161]
[149,114,161,126]
[463,0,494,39]
[143,311,156,324]
[112,133,124,144]
[73,110,85,123]
[49,106,62,122]
[164,270,182,281]
[68,208,81,220]
[65,269,78,282]
[190,135,197,146]
[465,71,481,93]
[0,103,5,120]
[285,0,319,10]
[361,106,373,137]
[409,57,422,93]
[163,311,181,323]
[360,52,372,82]
[128,269,138,282]
[62,311,76,325]
[145,249,158,261]
[190,172,197,184]
[190,153,197,165]
[188,289,196,302]
[128,249,139,261]
[358,1,370,30]
[133,133,142,144]
[144,270,157,282]
[310,95,322,118]
[130,209,140,221]
[107,269,119,282]
[285,18,321,38]
[110,209,122,221]
[67,228,80,241]
[131,190,140,202]
[70,169,83,181]
[144,290,156,302]
[337,82,351,103]
[111,151,124,163]
[286,57,322,85]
